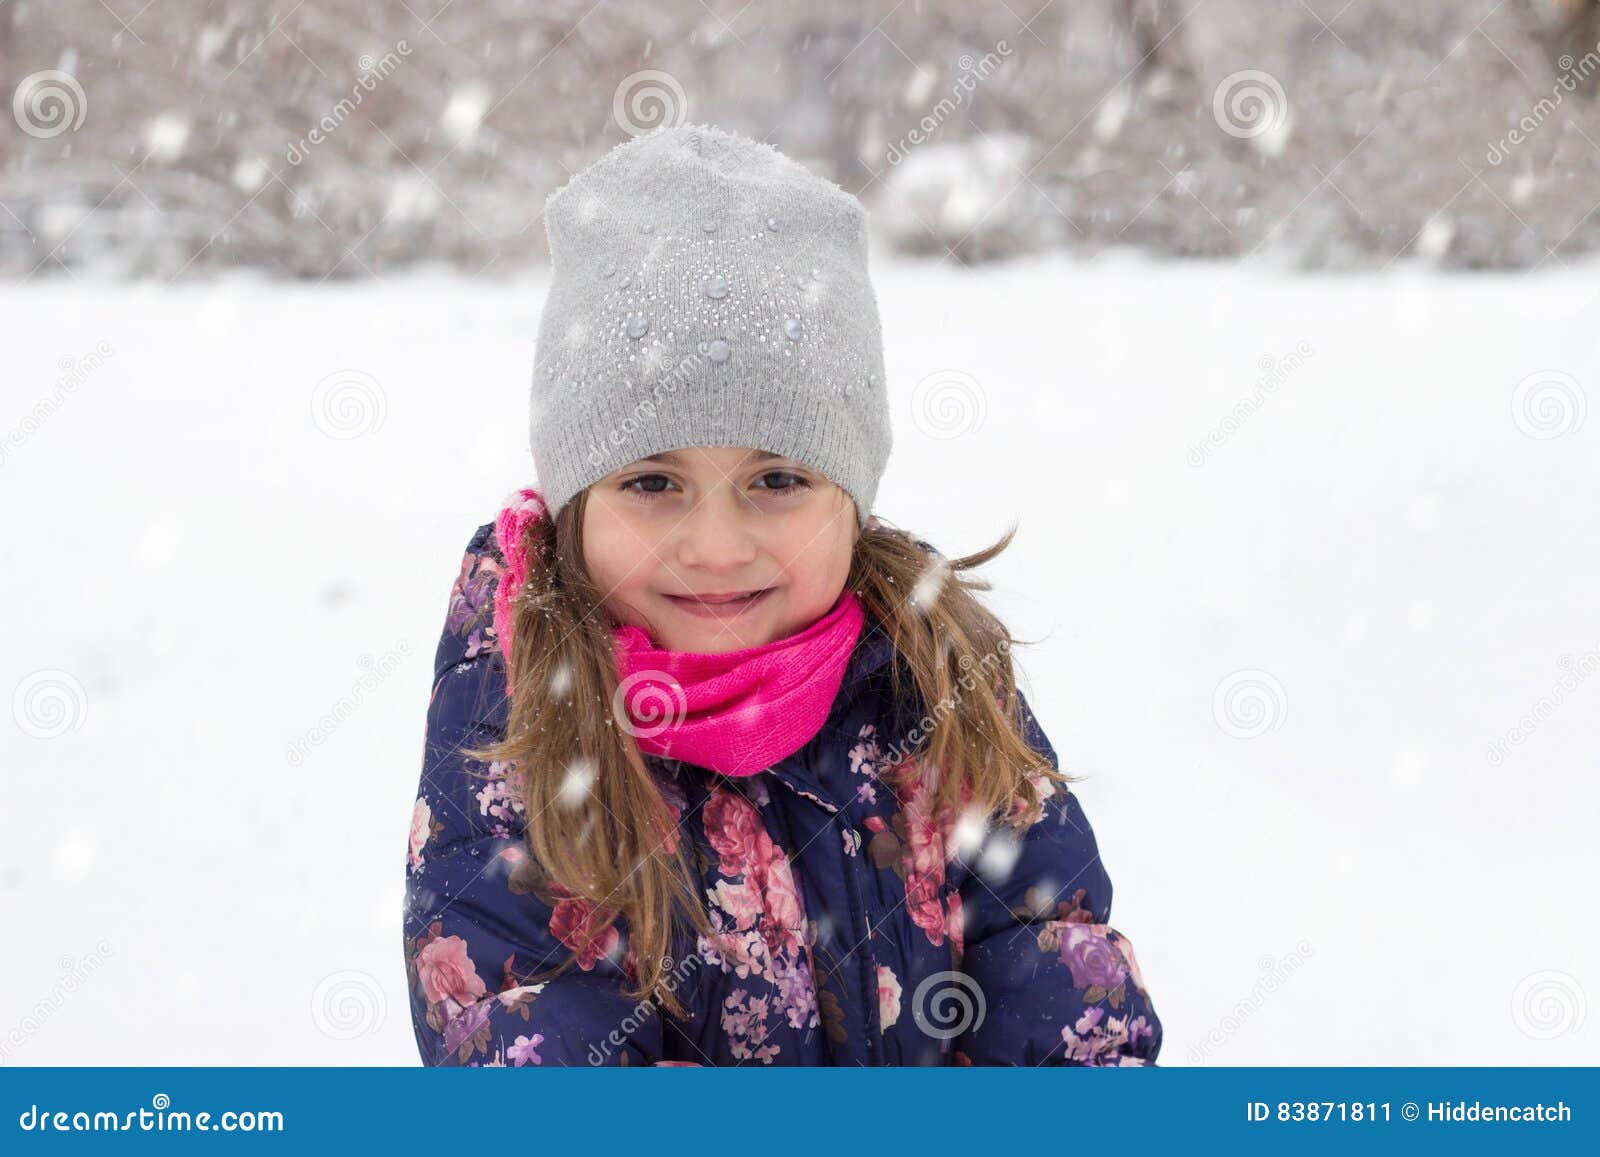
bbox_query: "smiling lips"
[664,588,775,616]
[678,589,766,604]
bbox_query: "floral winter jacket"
[403,518,1163,1067]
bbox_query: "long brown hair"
[463,488,1073,1019]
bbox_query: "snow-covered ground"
[2,254,1596,1065]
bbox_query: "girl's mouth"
[663,588,776,618]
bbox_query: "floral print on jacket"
[403,519,1163,1066]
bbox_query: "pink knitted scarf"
[491,486,866,778]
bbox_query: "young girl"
[403,124,1162,1066]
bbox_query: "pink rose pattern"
[548,894,622,972]
[416,933,487,1008]
[405,908,559,1065]
[1029,899,1157,1065]
[408,797,440,872]
[1062,1006,1157,1066]
[474,760,523,839]
[853,724,968,955]
[444,548,503,660]
[696,787,819,1063]
[406,754,627,1064]
[877,964,902,1029]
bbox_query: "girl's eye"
[755,471,809,494]
[620,474,675,502]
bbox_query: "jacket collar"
[754,614,896,813]
[841,614,896,690]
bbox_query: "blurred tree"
[1,0,1597,275]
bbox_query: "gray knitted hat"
[528,123,892,527]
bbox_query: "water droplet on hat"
[640,223,654,234]
[702,220,717,233]
[603,262,617,277]
[810,267,820,278]
[703,275,728,299]
[706,338,731,363]
[619,275,632,289]
[766,217,779,231]
[784,317,803,341]
[625,313,649,339]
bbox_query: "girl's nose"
[671,488,760,572]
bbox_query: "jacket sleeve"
[403,529,674,1066]
[949,691,1163,1066]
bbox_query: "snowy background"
[2,1,1598,1067]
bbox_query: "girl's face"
[582,445,859,653]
